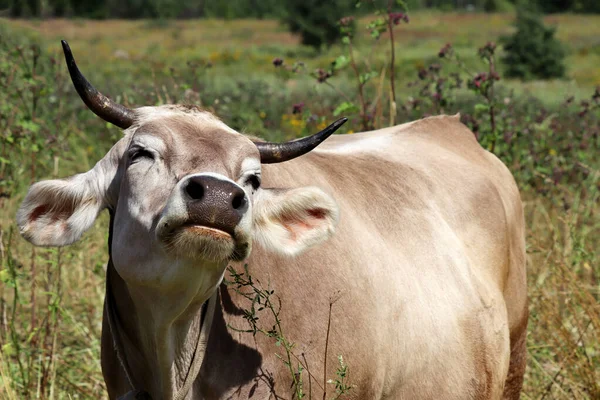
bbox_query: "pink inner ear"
[29,202,74,224]
[29,205,49,223]
[279,208,328,241]
[307,208,327,220]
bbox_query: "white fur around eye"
[252,186,339,256]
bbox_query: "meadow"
[0,10,599,399]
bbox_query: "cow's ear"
[252,186,339,256]
[17,174,105,246]
[17,142,123,247]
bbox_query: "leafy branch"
[225,265,353,399]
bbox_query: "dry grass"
[522,186,600,399]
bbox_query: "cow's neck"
[106,260,222,399]
[105,213,222,399]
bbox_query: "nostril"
[186,180,204,200]
[231,192,246,210]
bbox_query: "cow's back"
[200,115,527,399]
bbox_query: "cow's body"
[98,114,527,399]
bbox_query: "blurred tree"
[9,0,40,16]
[48,0,69,16]
[174,0,206,18]
[203,0,281,19]
[501,3,566,79]
[27,0,39,15]
[70,0,107,18]
[281,0,354,50]
[9,0,22,16]
[105,0,155,18]
[5,0,600,19]
[482,0,514,12]
[536,0,574,13]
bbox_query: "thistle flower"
[438,43,453,58]
[389,12,409,25]
[292,102,304,114]
[316,68,332,83]
[478,42,496,58]
[338,16,354,27]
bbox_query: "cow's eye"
[130,149,154,163]
[245,174,261,190]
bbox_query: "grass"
[3,11,600,104]
[0,10,599,400]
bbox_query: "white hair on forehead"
[128,105,238,135]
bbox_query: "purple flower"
[338,16,354,27]
[593,86,600,103]
[389,12,409,25]
[438,43,453,58]
[316,68,332,83]
[428,63,441,73]
[471,73,488,88]
[292,102,304,114]
[478,42,497,59]
[272,57,284,67]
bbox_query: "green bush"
[501,5,566,80]
[482,0,514,13]
[280,0,355,50]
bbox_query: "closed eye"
[129,148,154,163]
[245,174,261,190]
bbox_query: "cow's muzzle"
[182,174,247,237]
[156,174,251,261]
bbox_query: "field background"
[1,9,599,400]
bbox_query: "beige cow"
[17,41,527,400]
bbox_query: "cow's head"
[17,41,343,291]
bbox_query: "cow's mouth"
[159,220,248,262]
[180,224,233,241]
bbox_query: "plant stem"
[47,249,63,400]
[488,54,497,153]
[7,228,28,392]
[322,81,353,105]
[387,0,397,127]
[322,301,333,400]
[347,38,369,131]
[29,149,37,359]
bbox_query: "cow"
[17,41,528,400]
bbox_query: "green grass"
[3,11,600,105]
[0,11,599,400]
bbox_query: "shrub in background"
[482,0,514,12]
[280,0,355,50]
[501,4,566,80]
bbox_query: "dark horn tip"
[255,117,349,164]
[60,39,135,130]
[317,117,346,141]
[318,117,348,138]
[61,40,71,58]
[335,117,348,126]
[328,117,348,133]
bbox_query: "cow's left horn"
[61,40,135,129]
[255,118,348,164]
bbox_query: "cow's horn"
[61,40,135,129]
[255,118,348,164]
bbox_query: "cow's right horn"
[61,40,135,129]
[254,117,348,164]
